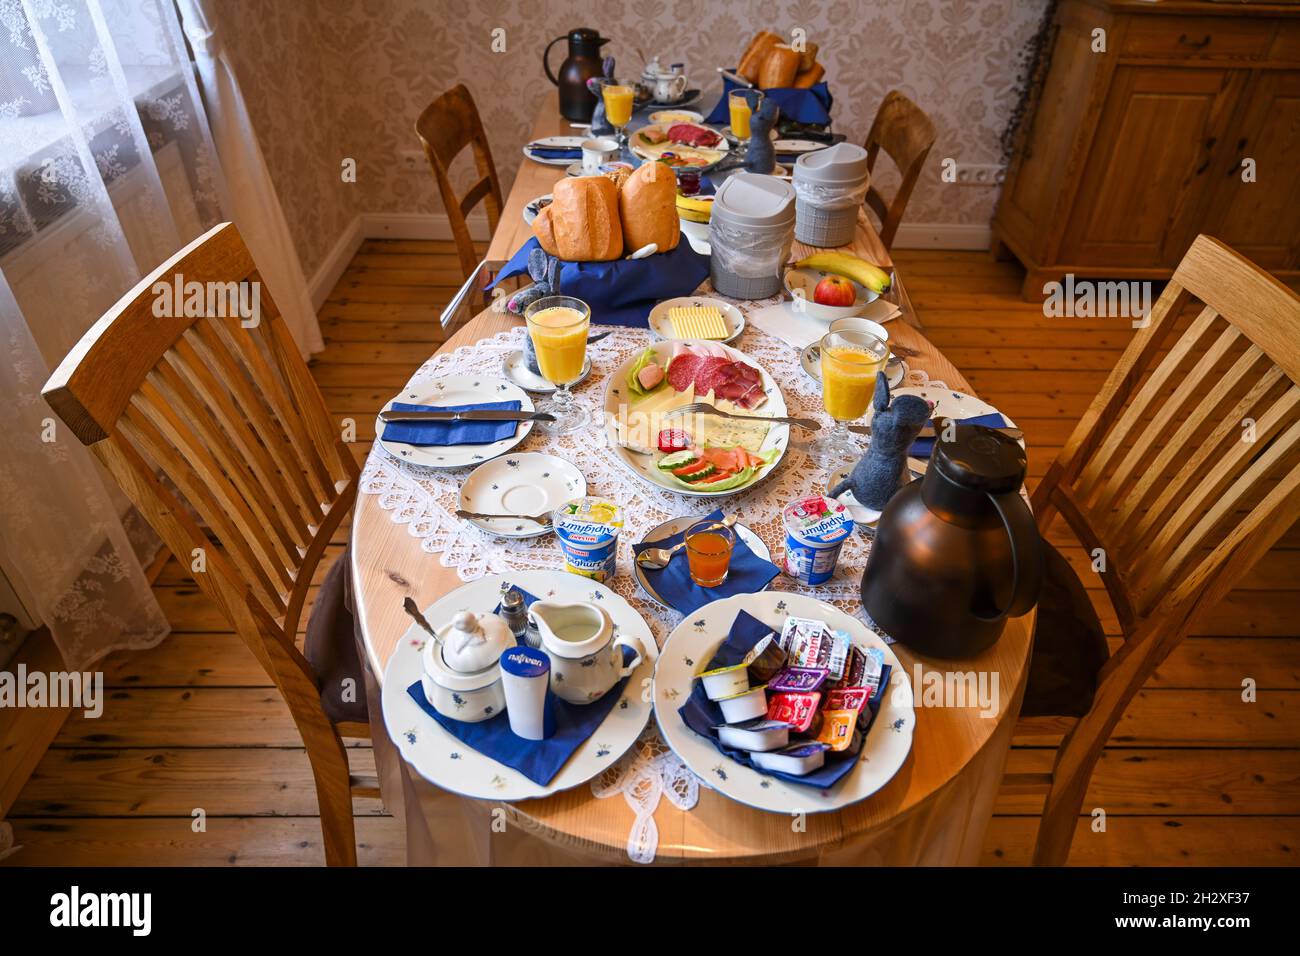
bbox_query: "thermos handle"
[543,35,566,86]
[974,489,1044,622]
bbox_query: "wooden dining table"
[349,92,1035,865]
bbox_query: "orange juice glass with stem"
[728,89,762,142]
[685,518,736,588]
[810,329,890,464]
[524,295,591,434]
[602,81,635,145]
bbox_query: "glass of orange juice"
[601,80,635,146]
[524,295,591,433]
[811,329,890,464]
[728,89,763,143]
[684,518,736,588]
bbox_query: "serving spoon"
[636,514,739,570]
[402,597,443,646]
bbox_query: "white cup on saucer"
[830,316,890,342]
[581,137,619,173]
[652,72,688,103]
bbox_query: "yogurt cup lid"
[554,496,623,548]
[783,495,854,546]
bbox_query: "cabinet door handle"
[1178,34,1212,49]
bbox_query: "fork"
[663,402,821,431]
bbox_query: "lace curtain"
[0,0,227,667]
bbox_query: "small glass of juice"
[728,89,763,144]
[810,329,890,465]
[524,295,591,434]
[601,81,636,145]
[684,519,736,588]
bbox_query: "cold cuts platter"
[603,339,789,498]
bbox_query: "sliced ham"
[666,343,767,408]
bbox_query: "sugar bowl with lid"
[421,609,514,722]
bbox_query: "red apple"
[813,274,856,307]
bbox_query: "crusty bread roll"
[798,42,819,73]
[739,32,780,84]
[618,162,679,254]
[760,44,801,88]
[792,62,825,88]
[532,175,622,261]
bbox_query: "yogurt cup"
[554,497,623,583]
[781,495,854,585]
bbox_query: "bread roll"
[619,162,679,253]
[798,42,819,73]
[532,175,622,261]
[759,44,801,89]
[792,63,825,88]
[739,32,779,84]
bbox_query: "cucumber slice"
[657,449,697,470]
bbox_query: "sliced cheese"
[670,305,729,340]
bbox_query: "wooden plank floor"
[5,241,1297,866]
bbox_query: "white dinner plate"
[376,375,533,469]
[647,296,745,344]
[632,514,771,608]
[522,136,585,166]
[382,571,658,801]
[603,339,790,498]
[653,591,915,814]
[501,349,591,394]
[457,452,586,538]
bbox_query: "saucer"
[458,453,586,538]
[502,350,592,394]
[633,514,771,609]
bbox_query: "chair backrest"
[1034,235,1300,646]
[42,222,359,680]
[416,84,503,281]
[863,90,936,250]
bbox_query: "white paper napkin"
[746,298,902,350]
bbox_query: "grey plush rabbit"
[744,98,781,174]
[830,371,930,510]
[587,56,617,137]
[506,247,561,374]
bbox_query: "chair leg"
[1032,639,1164,866]
[302,725,359,867]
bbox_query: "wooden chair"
[1014,235,1300,865]
[863,90,936,250]
[416,84,503,282]
[42,222,371,866]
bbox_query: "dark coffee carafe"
[860,425,1043,658]
[543,28,611,122]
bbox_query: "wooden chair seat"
[304,550,368,725]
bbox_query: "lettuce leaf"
[627,347,664,398]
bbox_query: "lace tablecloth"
[361,316,908,861]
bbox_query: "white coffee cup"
[581,137,619,173]
[830,316,890,342]
[652,73,688,103]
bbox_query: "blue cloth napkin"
[380,400,521,447]
[489,237,710,328]
[405,585,639,787]
[677,609,861,789]
[632,509,780,615]
[704,75,834,126]
[528,146,581,160]
[910,412,1009,458]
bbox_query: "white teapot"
[530,600,646,704]
[421,610,513,722]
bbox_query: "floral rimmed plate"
[381,571,658,801]
[375,375,533,470]
[652,591,914,814]
[458,452,585,538]
[632,514,771,608]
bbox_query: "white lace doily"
[361,313,904,861]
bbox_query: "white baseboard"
[891,222,991,251]
[307,214,364,310]
[307,213,989,304]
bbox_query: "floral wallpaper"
[208,0,1047,278]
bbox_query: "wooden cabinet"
[992,0,1300,299]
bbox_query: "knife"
[380,409,556,423]
[848,421,1023,440]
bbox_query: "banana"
[794,252,892,294]
[675,193,714,223]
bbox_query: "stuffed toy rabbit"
[506,248,561,374]
[744,98,781,175]
[830,371,930,510]
[587,56,617,137]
